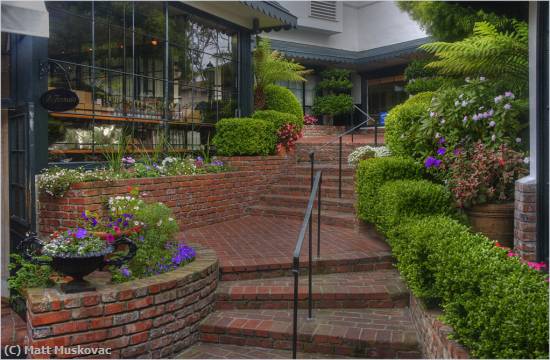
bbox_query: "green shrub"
[252,110,303,132]
[384,92,434,159]
[213,118,277,156]
[312,94,354,116]
[405,77,450,95]
[376,179,451,232]
[264,84,303,120]
[356,157,423,224]
[389,216,549,359]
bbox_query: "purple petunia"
[75,228,87,239]
[437,147,446,156]
[121,267,131,278]
[438,137,446,145]
[424,156,442,169]
[504,103,512,110]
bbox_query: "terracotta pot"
[466,202,514,247]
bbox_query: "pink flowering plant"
[276,123,302,152]
[303,114,318,125]
[446,141,527,208]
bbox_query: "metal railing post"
[338,137,342,198]
[308,207,313,319]
[317,173,322,258]
[309,152,315,190]
[292,264,299,359]
[374,120,378,146]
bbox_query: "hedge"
[376,179,451,232]
[212,118,277,156]
[390,216,549,359]
[264,84,303,120]
[355,157,549,359]
[252,110,303,132]
[356,157,423,224]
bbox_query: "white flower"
[347,145,391,167]
[157,219,163,227]
[461,100,468,107]
[489,121,496,127]
[491,134,496,141]
[168,217,174,222]
[463,116,468,123]
[479,76,486,81]
[134,206,140,210]
[435,133,441,139]
[515,137,522,143]
[454,100,460,106]
[440,119,446,125]
[523,157,530,164]
[429,111,436,117]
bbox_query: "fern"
[420,21,528,94]
[253,37,312,109]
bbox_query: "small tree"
[312,69,354,125]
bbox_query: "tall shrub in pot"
[312,69,354,125]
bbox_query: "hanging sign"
[40,88,79,112]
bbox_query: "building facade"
[264,1,429,123]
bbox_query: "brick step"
[293,164,356,177]
[269,184,356,199]
[199,308,421,358]
[216,270,409,310]
[276,175,355,188]
[177,342,349,359]
[220,250,394,281]
[248,205,357,229]
[260,194,355,213]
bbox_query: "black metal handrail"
[291,170,323,359]
[309,107,378,198]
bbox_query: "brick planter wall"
[302,125,345,137]
[409,294,469,359]
[24,246,217,359]
[38,156,292,237]
[514,177,537,261]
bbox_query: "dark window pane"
[134,2,165,39]
[48,9,92,65]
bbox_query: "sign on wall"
[40,88,79,112]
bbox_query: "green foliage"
[397,1,519,41]
[253,37,311,108]
[8,254,54,298]
[390,216,548,358]
[264,84,304,120]
[252,110,303,132]
[421,21,528,95]
[376,179,452,233]
[212,118,277,156]
[405,77,451,95]
[404,59,439,80]
[312,94,354,116]
[355,157,423,224]
[384,92,434,159]
[316,69,353,92]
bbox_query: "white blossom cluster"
[347,145,391,167]
[108,195,145,214]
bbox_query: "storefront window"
[367,76,407,119]
[46,2,239,163]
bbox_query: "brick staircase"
[249,142,361,229]
[179,138,422,359]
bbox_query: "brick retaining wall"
[409,294,469,359]
[24,246,217,359]
[514,177,537,261]
[38,156,291,237]
[302,125,345,137]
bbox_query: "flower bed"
[24,245,217,359]
[38,156,291,238]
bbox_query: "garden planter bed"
[39,156,291,237]
[409,294,469,359]
[24,245,217,359]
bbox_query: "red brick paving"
[1,298,27,348]
[216,270,409,309]
[182,215,392,279]
[198,308,420,358]
[177,342,346,358]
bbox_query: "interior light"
[151,39,158,46]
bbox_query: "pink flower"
[507,251,517,257]
[105,234,115,244]
[527,261,547,271]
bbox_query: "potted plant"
[447,141,528,246]
[20,229,136,293]
[312,69,354,125]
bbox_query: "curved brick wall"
[24,246,217,359]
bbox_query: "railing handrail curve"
[292,170,322,260]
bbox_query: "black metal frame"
[291,170,322,359]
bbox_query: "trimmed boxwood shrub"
[264,84,303,120]
[252,110,303,132]
[376,179,451,232]
[356,157,423,224]
[212,118,277,156]
[390,216,549,359]
[384,92,434,159]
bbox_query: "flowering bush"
[347,145,391,167]
[447,142,528,208]
[422,78,526,160]
[276,123,302,152]
[37,167,112,197]
[303,114,318,125]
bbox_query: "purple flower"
[463,116,468,123]
[472,114,479,121]
[122,156,135,165]
[504,103,512,110]
[121,267,131,278]
[438,137,446,145]
[488,109,494,117]
[437,147,446,156]
[75,228,87,239]
[489,121,496,127]
[424,156,442,169]
[494,95,503,104]
[453,148,461,156]
[81,211,89,220]
[91,218,98,227]
[504,91,515,99]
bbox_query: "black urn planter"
[20,233,137,294]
